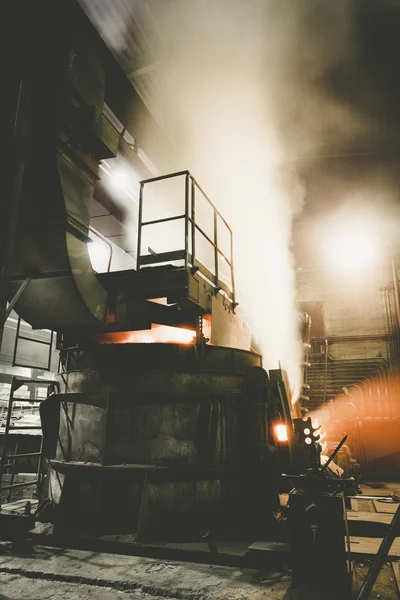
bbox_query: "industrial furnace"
[4,0,297,541]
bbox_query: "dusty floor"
[0,571,169,600]
[0,546,291,600]
[1,546,399,600]
[1,482,400,599]
[352,562,399,600]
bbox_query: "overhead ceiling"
[78,0,165,124]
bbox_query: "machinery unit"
[4,0,298,541]
[41,345,291,539]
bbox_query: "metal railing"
[136,170,236,305]
[12,316,54,371]
[0,377,59,505]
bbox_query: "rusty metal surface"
[44,343,275,539]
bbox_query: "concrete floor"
[1,543,400,599]
[0,546,291,600]
[2,482,400,599]
[352,562,399,600]
[1,550,399,600]
[0,571,167,600]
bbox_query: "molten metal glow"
[275,423,289,442]
[98,324,196,345]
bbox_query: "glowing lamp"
[275,423,288,442]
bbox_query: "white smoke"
[151,0,308,395]
[80,0,367,397]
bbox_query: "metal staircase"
[0,376,59,506]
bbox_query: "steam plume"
[152,0,310,394]
[80,0,398,396]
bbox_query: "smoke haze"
[80,0,400,396]
[150,0,355,395]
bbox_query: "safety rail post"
[191,177,196,268]
[214,210,218,287]
[136,182,144,270]
[184,173,190,270]
[230,230,236,307]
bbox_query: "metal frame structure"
[12,317,54,371]
[137,171,236,305]
[0,377,59,506]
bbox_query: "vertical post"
[391,255,400,393]
[7,441,18,503]
[184,174,189,270]
[391,255,400,330]
[214,211,218,286]
[47,330,54,371]
[136,182,144,270]
[36,436,44,500]
[230,231,236,307]
[0,81,26,351]
[0,378,16,504]
[191,178,196,267]
[12,315,21,367]
[323,339,329,405]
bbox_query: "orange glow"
[275,423,289,442]
[310,375,400,477]
[98,324,196,345]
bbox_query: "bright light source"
[274,423,288,442]
[88,239,111,273]
[100,160,139,199]
[108,166,131,191]
[97,324,196,345]
[322,218,381,272]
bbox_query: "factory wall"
[297,267,389,357]
[294,220,396,413]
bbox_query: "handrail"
[137,170,236,305]
[139,170,190,185]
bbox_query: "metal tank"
[40,343,286,539]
